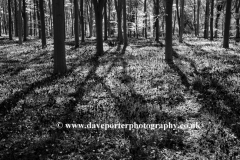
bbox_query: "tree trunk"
[173,10,176,35]
[14,0,18,37]
[74,0,79,48]
[144,0,147,38]
[155,0,159,42]
[214,2,223,38]
[197,0,200,36]
[176,0,180,36]
[204,0,209,39]
[34,0,37,36]
[8,0,12,40]
[53,0,67,74]
[48,0,53,36]
[108,0,111,37]
[115,0,123,43]
[223,0,232,48]
[19,0,22,44]
[39,0,46,48]
[36,0,41,39]
[89,1,93,37]
[210,0,214,41]
[123,0,127,45]
[92,0,106,56]
[165,0,173,62]
[104,1,107,40]
[80,0,85,42]
[236,0,240,39]
[23,0,28,41]
[179,0,184,42]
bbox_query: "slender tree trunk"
[236,0,240,40]
[14,0,18,37]
[108,0,111,37]
[53,0,67,74]
[39,0,46,48]
[115,0,123,43]
[136,6,138,39]
[74,0,79,48]
[104,1,107,40]
[176,0,180,36]
[23,0,28,41]
[36,0,41,39]
[197,0,201,36]
[223,0,232,48]
[155,0,159,42]
[144,0,147,38]
[123,0,127,45]
[19,0,22,44]
[210,0,214,41]
[80,0,85,42]
[214,2,222,38]
[173,10,176,35]
[8,0,12,40]
[179,0,184,42]
[89,1,93,37]
[194,0,197,36]
[204,0,209,39]
[34,0,36,36]
[48,0,53,36]
[165,0,173,62]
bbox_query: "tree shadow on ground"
[172,47,240,140]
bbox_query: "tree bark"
[115,0,123,43]
[204,0,209,39]
[179,0,184,42]
[144,0,147,38]
[154,0,159,42]
[23,0,28,41]
[92,0,106,56]
[39,0,46,48]
[80,0,85,42]
[236,0,240,39]
[210,0,214,40]
[8,0,12,40]
[197,0,200,36]
[214,2,223,38]
[223,0,232,48]
[165,0,173,62]
[48,0,53,36]
[176,0,180,36]
[53,0,67,74]
[104,1,107,40]
[36,0,41,39]
[123,0,127,45]
[14,0,18,36]
[19,0,22,44]
[74,0,79,48]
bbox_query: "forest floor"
[1,35,240,159]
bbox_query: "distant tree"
[210,0,214,41]
[144,0,147,38]
[223,0,232,48]
[204,0,210,39]
[214,0,224,38]
[39,0,46,48]
[197,0,201,36]
[165,0,173,62]
[92,0,106,56]
[36,0,41,39]
[115,0,123,44]
[236,0,240,40]
[179,0,184,42]
[153,0,159,42]
[123,0,127,45]
[22,0,28,41]
[14,0,18,36]
[18,0,23,44]
[74,0,79,48]
[80,0,85,42]
[8,0,12,40]
[176,0,180,35]
[53,0,67,74]
[104,1,107,40]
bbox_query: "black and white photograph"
[1,0,240,159]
